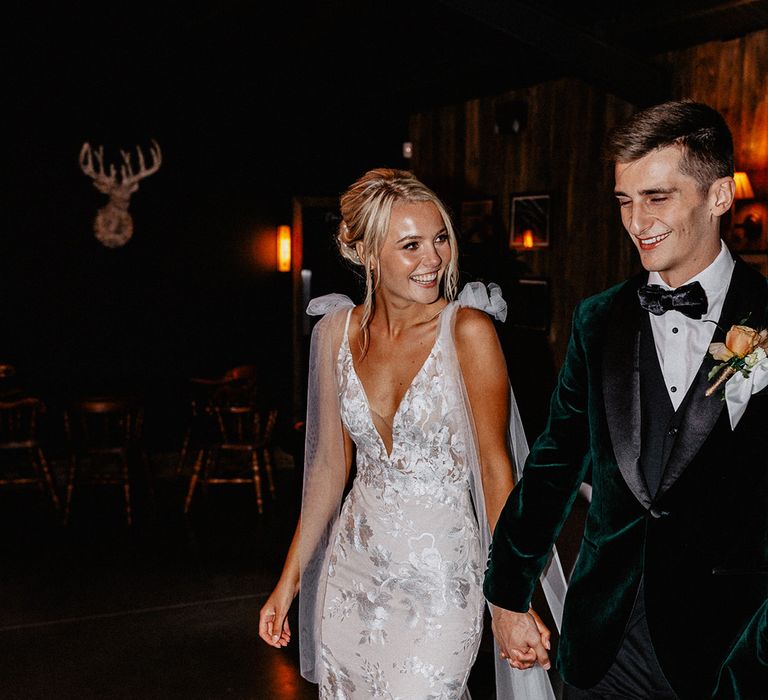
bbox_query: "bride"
[258,168,564,698]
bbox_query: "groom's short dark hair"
[605,99,734,192]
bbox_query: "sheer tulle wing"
[306,293,355,317]
[457,281,508,322]
[298,298,354,682]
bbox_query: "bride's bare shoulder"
[455,306,498,347]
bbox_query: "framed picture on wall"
[459,198,495,243]
[509,193,550,249]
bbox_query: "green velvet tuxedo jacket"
[484,258,768,699]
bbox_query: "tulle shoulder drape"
[298,294,354,682]
[457,280,508,322]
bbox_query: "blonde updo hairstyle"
[337,168,460,351]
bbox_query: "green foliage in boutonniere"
[706,323,768,397]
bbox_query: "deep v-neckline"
[344,309,443,460]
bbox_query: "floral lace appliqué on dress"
[318,309,484,699]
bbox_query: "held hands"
[491,605,551,671]
[258,580,298,649]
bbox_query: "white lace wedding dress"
[298,283,563,700]
[318,304,485,698]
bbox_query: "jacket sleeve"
[483,300,593,612]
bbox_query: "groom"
[484,100,768,699]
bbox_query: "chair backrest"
[0,397,43,449]
[213,405,277,447]
[219,365,261,407]
[66,398,142,452]
[222,365,257,382]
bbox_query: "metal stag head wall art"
[79,140,162,248]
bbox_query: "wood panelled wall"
[663,29,768,197]
[408,28,768,370]
[409,80,637,365]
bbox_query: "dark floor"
[0,451,315,700]
[0,447,581,699]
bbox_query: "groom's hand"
[491,605,551,671]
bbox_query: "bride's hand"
[258,582,297,648]
[528,607,551,652]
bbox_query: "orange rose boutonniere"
[706,324,768,397]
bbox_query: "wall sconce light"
[734,171,755,200]
[277,225,292,272]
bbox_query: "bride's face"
[374,201,451,306]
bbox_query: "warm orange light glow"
[734,171,755,200]
[277,225,291,272]
[522,229,535,248]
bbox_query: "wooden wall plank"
[663,29,768,194]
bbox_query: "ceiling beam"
[437,0,673,106]
[598,0,768,35]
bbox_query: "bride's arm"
[454,307,515,532]
[456,307,552,670]
[258,427,355,648]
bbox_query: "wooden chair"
[175,377,226,477]
[64,397,146,526]
[0,397,60,511]
[184,405,277,515]
[177,366,265,476]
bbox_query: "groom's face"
[614,145,722,288]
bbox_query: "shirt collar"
[648,239,734,299]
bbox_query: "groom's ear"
[710,176,735,219]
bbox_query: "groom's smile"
[637,231,671,250]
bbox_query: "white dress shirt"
[647,241,735,410]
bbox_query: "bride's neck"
[369,294,446,338]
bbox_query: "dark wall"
[409,79,638,367]
[5,124,410,447]
[4,7,414,450]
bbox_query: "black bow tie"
[637,281,708,319]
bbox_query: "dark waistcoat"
[639,314,685,498]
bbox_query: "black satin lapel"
[658,258,768,497]
[602,276,651,509]
[656,356,724,497]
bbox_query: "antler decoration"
[79,140,162,248]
